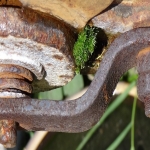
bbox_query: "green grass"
[130,97,137,150]
[107,122,132,150]
[76,81,136,150]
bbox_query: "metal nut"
[0,7,76,92]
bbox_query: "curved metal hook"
[0,28,150,132]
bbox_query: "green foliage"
[130,97,137,150]
[73,26,98,74]
[107,97,137,150]
[106,123,132,150]
[121,68,138,83]
[35,74,84,100]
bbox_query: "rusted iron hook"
[0,28,150,133]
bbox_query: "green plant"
[76,81,136,150]
[73,25,98,74]
[121,68,138,83]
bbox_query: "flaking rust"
[0,120,16,148]
[0,64,33,148]
[0,0,22,6]
[137,48,150,117]
[0,1,150,148]
[0,7,76,92]
[92,0,150,34]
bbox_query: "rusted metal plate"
[16,0,113,29]
[0,28,149,132]
[0,7,76,92]
[92,0,150,34]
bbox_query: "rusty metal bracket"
[0,27,150,133]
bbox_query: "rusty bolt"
[0,7,76,148]
[0,7,76,93]
[0,78,32,94]
[0,64,33,148]
[1,4,150,149]
[0,120,16,148]
[0,64,33,81]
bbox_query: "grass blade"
[130,97,137,150]
[106,122,132,150]
[76,81,136,150]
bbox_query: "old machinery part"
[0,28,149,136]
[0,2,150,148]
[0,7,77,147]
[0,7,76,92]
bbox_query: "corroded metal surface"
[0,79,32,93]
[0,0,113,29]
[0,65,33,97]
[0,7,75,92]
[0,120,16,148]
[16,0,113,29]
[0,0,22,6]
[0,65,33,148]
[137,48,150,117]
[0,65,33,81]
[92,0,150,34]
[0,28,149,132]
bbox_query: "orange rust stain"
[53,55,64,60]
[0,73,25,80]
[0,0,22,6]
[59,75,72,79]
[103,84,109,103]
[137,47,150,58]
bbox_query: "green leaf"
[36,75,84,100]
[107,96,137,150]
[63,74,84,97]
[130,97,137,150]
